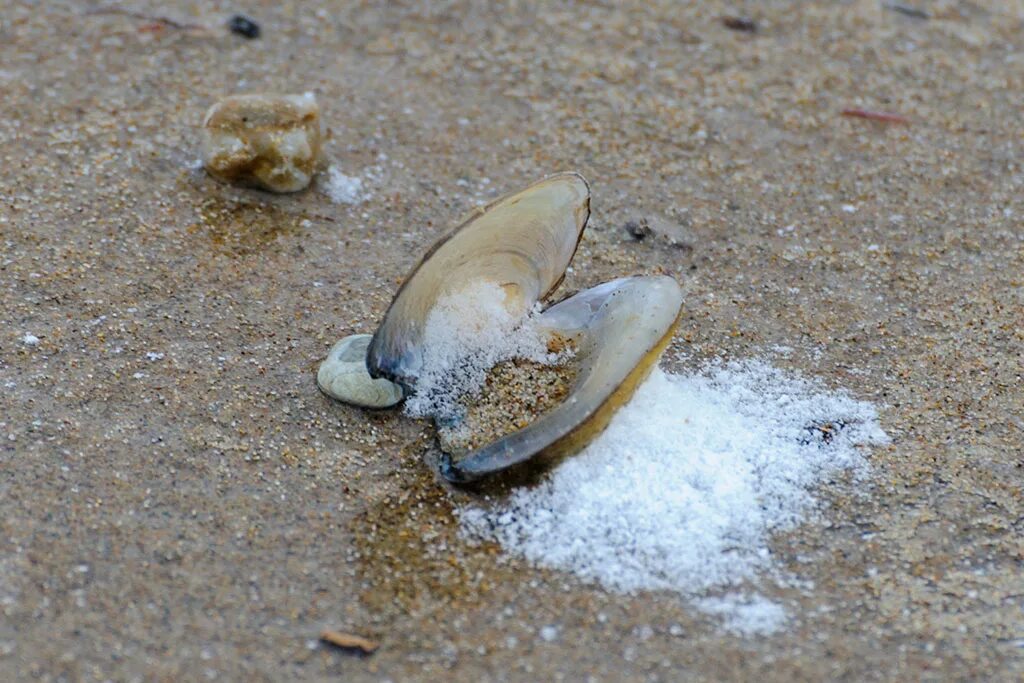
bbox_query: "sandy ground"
[2,0,1023,680]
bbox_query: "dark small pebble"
[798,420,850,446]
[624,218,653,241]
[722,16,757,33]
[228,14,261,39]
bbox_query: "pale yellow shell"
[367,172,591,389]
[440,275,683,483]
[343,171,683,482]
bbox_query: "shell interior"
[439,275,683,484]
[367,172,591,390]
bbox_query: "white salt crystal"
[21,334,39,346]
[458,361,888,634]
[696,593,787,636]
[325,166,365,205]
[403,282,554,423]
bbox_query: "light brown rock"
[201,93,322,193]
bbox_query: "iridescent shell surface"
[367,172,591,390]
[439,275,683,484]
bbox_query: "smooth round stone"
[201,92,322,193]
[317,335,404,408]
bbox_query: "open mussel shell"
[439,275,683,484]
[367,172,591,390]
[317,334,404,408]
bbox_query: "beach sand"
[2,1,1022,680]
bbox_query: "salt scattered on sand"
[538,625,559,642]
[696,593,788,636]
[325,166,366,204]
[458,361,888,634]
[21,333,40,346]
[403,283,553,423]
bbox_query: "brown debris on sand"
[840,108,911,125]
[319,629,380,654]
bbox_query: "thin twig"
[883,2,930,20]
[841,108,911,125]
[85,6,209,32]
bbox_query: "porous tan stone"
[201,92,321,193]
